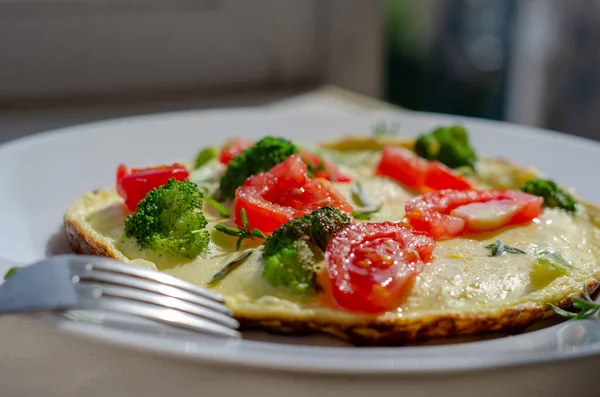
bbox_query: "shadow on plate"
[242,330,351,347]
[45,225,73,257]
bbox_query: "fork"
[0,254,241,339]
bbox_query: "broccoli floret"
[263,237,315,294]
[414,125,477,169]
[262,206,351,294]
[218,136,299,199]
[308,206,353,251]
[124,178,210,258]
[521,178,577,212]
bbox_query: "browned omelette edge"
[63,214,600,346]
[63,137,600,346]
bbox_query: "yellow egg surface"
[64,136,600,345]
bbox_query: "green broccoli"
[520,178,578,212]
[218,136,299,199]
[414,125,477,169]
[124,178,210,258]
[262,206,351,294]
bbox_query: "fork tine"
[77,270,232,315]
[79,256,225,303]
[75,295,242,339]
[76,283,239,329]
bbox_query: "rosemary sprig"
[548,284,600,320]
[534,248,574,271]
[485,240,526,257]
[203,195,230,218]
[350,182,372,207]
[352,204,383,221]
[208,250,253,286]
[214,208,266,250]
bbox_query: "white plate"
[1,108,600,375]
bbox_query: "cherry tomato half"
[325,222,436,314]
[218,138,253,165]
[405,189,543,239]
[234,154,353,234]
[116,163,189,211]
[376,146,472,192]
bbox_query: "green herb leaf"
[372,122,399,137]
[235,236,243,251]
[548,304,578,318]
[504,246,527,254]
[484,240,526,257]
[213,208,266,250]
[487,240,504,256]
[534,248,573,271]
[352,204,383,221]
[214,224,240,237]
[204,195,231,218]
[454,165,475,177]
[194,146,218,169]
[530,248,573,289]
[208,250,253,286]
[251,228,266,239]
[240,208,249,228]
[305,158,333,181]
[352,213,371,221]
[350,182,371,207]
[204,195,230,218]
[548,284,600,320]
[307,160,326,175]
[4,266,19,280]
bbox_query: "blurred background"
[0,0,599,142]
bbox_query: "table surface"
[2,88,599,397]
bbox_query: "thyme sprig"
[214,208,266,250]
[485,240,526,257]
[352,204,383,221]
[351,182,372,207]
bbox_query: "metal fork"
[0,254,241,339]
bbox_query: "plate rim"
[30,312,600,375]
[3,107,600,375]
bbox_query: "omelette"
[63,130,600,346]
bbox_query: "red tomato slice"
[425,161,473,191]
[299,151,352,183]
[405,189,543,239]
[325,222,436,314]
[376,146,472,192]
[218,138,253,165]
[234,155,353,234]
[377,146,428,190]
[116,163,189,212]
